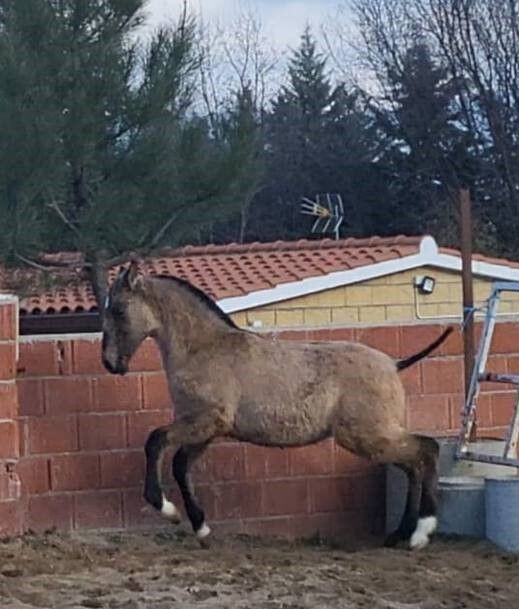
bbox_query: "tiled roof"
[12,235,423,316]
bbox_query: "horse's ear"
[123,259,144,291]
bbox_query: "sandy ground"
[0,528,517,609]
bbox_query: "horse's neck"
[151,280,230,368]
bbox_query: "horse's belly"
[233,401,331,447]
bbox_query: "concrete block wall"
[14,331,385,539]
[233,267,519,328]
[1,318,518,541]
[0,297,22,537]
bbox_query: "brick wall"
[0,297,22,537]
[3,320,519,541]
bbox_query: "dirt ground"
[0,527,517,609]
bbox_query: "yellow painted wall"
[229,265,519,329]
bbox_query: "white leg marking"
[410,516,437,550]
[161,496,181,523]
[196,522,211,540]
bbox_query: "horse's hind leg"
[384,463,421,548]
[385,434,440,550]
[411,434,440,550]
[173,443,211,544]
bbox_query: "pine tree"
[0,0,259,296]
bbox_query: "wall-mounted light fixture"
[414,275,436,295]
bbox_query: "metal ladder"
[456,281,519,468]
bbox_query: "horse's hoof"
[161,497,182,524]
[409,516,437,551]
[196,523,211,549]
[383,532,401,548]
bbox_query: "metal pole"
[460,188,476,439]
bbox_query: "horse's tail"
[396,327,454,372]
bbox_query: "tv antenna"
[300,193,345,240]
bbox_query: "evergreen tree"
[0,0,259,296]
[247,27,382,241]
[373,43,477,239]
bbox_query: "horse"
[101,261,453,550]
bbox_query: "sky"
[143,0,340,51]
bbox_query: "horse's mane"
[155,275,239,330]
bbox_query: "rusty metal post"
[460,188,477,439]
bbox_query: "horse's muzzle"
[102,356,128,375]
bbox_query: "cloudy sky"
[143,0,340,50]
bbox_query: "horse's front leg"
[172,443,211,543]
[143,410,228,545]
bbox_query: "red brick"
[408,395,450,432]
[0,303,16,341]
[0,463,21,502]
[245,444,289,479]
[18,341,60,377]
[0,500,23,537]
[451,393,492,430]
[507,355,519,374]
[492,323,519,354]
[422,358,463,394]
[242,516,293,539]
[17,379,44,417]
[288,440,334,476]
[28,416,78,455]
[400,324,455,358]
[0,382,18,419]
[129,339,162,372]
[308,329,332,341]
[45,377,93,414]
[308,476,352,513]
[193,483,216,521]
[492,393,515,427]
[214,481,263,520]
[328,328,355,342]
[141,374,170,410]
[122,488,162,528]
[27,494,74,532]
[127,410,172,448]
[100,451,145,489]
[474,393,493,429]
[398,363,422,395]
[96,375,142,412]
[72,339,106,375]
[0,342,16,380]
[74,490,123,529]
[50,454,100,491]
[481,356,510,392]
[277,330,307,341]
[262,479,308,516]
[333,445,372,474]
[0,421,18,459]
[193,443,246,483]
[357,326,400,357]
[79,413,127,451]
[17,457,50,495]
[18,417,28,457]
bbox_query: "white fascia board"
[218,234,519,314]
[433,253,519,282]
[218,251,429,313]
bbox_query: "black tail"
[396,327,454,371]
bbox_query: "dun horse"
[102,262,453,550]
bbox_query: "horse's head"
[101,261,158,375]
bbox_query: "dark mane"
[155,275,239,330]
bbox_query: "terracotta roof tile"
[6,235,424,316]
